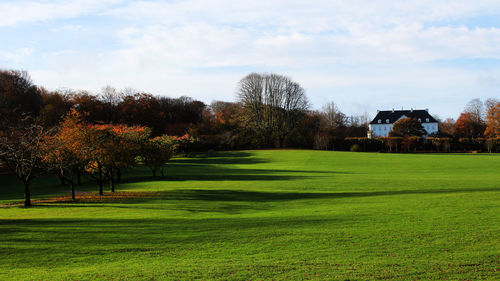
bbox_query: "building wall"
[368,122,438,138]
[422,122,438,135]
[369,124,393,137]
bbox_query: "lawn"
[0,150,499,280]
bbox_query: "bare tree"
[100,85,123,122]
[0,118,47,206]
[485,98,500,113]
[322,102,347,129]
[237,73,309,146]
[465,98,485,124]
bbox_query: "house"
[368,109,438,138]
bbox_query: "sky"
[1,0,500,119]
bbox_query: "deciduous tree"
[141,135,178,177]
[389,117,426,137]
[484,102,500,137]
[0,118,47,206]
[237,73,309,147]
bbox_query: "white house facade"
[368,109,438,138]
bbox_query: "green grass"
[0,150,499,280]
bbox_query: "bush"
[350,144,362,152]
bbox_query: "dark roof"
[370,109,438,124]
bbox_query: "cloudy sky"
[1,0,500,119]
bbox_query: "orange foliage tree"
[42,129,83,200]
[484,103,500,137]
[58,109,150,195]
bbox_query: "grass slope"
[0,150,499,280]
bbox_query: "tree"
[322,102,346,130]
[484,102,500,137]
[41,131,82,200]
[92,124,150,191]
[455,112,484,138]
[464,98,485,125]
[389,117,426,137]
[141,135,178,177]
[237,73,309,147]
[0,70,42,124]
[0,118,47,206]
[438,118,456,137]
[38,89,71,128]
[100,85,123,123]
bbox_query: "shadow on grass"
[0,215,351,261]
[10,186,498,211]
[155,187,500,202]
[171,151,268,165]
[119,164,348,184]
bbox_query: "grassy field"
[0,150,499,280]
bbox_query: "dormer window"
[386,119,389,124]
[426,118,429,122]
[378,119,381,124]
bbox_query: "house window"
[418,118,421,122]
[386,119,389,123]
[426,118,429,122]
[378,119,381,123]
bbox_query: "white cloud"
[0,0,119,27]
[0,47,34,62]
[2,0,500,118]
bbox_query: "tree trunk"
[98,181,103,196]
[117,168,121,183]
[160,168,165,177]
[70,181,75,201]
[76,169,82,186]
[152,169,157,177]
[98,165,104,195]
[109,168,115,192]
[59,174,66,185]
[23,180,31,207]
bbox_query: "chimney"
[410,108,413,112]
[425,108,429,112]
[392,108,394,112]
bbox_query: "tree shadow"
[171,151,268,165]
[120,164,348,184]
[156,187,500,202]
[14,186,499,212]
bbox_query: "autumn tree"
[0,70,42,124]
[141,135,178,177]
[455,112,484,138]
[92,124,150,191]
[0,118,47,206]
[389,117,426,137]
[41,131,82,200]
[38,89,71,128]
[438,118,456,137]
[484,102,500,137]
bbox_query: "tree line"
[1,69,499,152]
[1,69,499,206]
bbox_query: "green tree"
[141,135,178,177]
